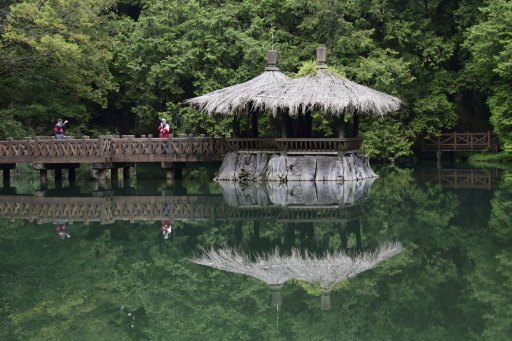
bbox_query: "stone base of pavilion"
[215,152,378,182]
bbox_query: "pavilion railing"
[222,137,363,155]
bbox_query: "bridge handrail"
[418,131,500,152]
[0,136,364,164]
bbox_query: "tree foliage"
[0,0,508,159]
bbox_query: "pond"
[0,163,510,340]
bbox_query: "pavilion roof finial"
[265,49,279,71]
[316,45,327,70]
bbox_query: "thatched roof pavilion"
[185,50,289,115]
[253,46,402,137]
[185,50,288,137]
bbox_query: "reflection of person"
[55,220,70,239]
[160,220,172,240]
[158,119,170,138]
[54,119,69,140]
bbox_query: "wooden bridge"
[0,194,363,224]
[417,131,500,154]
[0,135,362,184]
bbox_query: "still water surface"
[0,165,510,340]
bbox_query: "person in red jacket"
[158,119,170,138]
[54,119,68,140]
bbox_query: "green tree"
[463,0,512,151]
[0,0,118,137]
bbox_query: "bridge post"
[123,166,131,182]
[1,164,15,188]
[55,168,62,183]
[111,167,118,184]
[92,163,113,181]
[68,167,76,183]
[161,162,183,182]
[32,163,48,186]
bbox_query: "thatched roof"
[253,46,402,117]
[185,50,289,115]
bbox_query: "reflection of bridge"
[416,169,501,189]
[0,195,364,224]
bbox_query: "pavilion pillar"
[336,114,346,138]
[305,112,313,137]
[232,115,241,138]
[250,110,259,138]
[353,113,359,137]
[281,113,291,138]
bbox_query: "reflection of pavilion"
[218,178,375,207]
[192,242,403,310]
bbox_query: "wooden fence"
[418,132,500,153]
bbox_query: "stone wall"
[216,152,378,182]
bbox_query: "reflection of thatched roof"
[253,47,402,117]
[185,51,289,115]
[192,249,294,286]
[289,242,403,292]
[192,242,403,291]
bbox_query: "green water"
[0,165,511,340]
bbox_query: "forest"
[1,0,511,161]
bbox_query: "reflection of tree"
[192,242,403,310]
[3,167,512,339]
[467,174,512,338]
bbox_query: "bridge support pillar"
[123,167,131,182]
[92,163,112,181]
[1,164,15,187]
[161,162,183,182]
[68,167,76,183]
[32,164,48,186]
[111,167,118,185]
[55,168,62,183]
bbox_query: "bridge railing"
[418,131,500,152]
[0,136,103,163]
[0,136,364,164]
[109,136,223,162]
